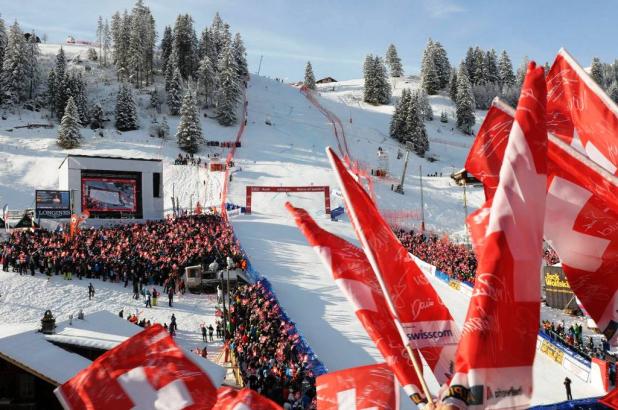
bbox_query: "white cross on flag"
[54,324,218,410]
[316,363,398,410]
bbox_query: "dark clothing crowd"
[229,282,316,409]
[0,215,242,288]
[541,320,613,362]
[175,153,202,166]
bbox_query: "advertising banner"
[35,190,71,218]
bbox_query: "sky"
[2,0,618,81]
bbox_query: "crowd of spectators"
[229,281,317,409]
[395,228,562,285]
[395,228,478,284]
[541,320,612,362]
[175,153,202,166]
[0,215,242,287]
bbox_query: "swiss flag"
[316,363,398,410]
[546,48,618,174]
[326,147,460,354]
[445,63,547,409]
[599,388,618,409]
[286,202,443,403]
[54,324,218,410]
[213,387,282,410]
[467,96,618,345]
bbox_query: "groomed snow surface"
[0,44,599,407]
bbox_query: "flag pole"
[405,344,434,403]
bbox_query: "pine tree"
[90,103,104,129]
[414,90,433,121]
[115,83,138,131]
[150,88,161,113]
[232,33,248,79]
[432,41,451,89]
[70,72,89,125]
[473,46,485,84]
[608,81,618,104]
[404,92,428,156]
[197,55,216,107]
[127,0,156,87]
[167,67,183,115]
[456,64,475,134]
[484,49,499,84]
[373,56,391,104]
[160,26,173,73]
[1,20,28,105]
[176,90,204,153]
[385,44,403,77]
[591,57,604,86]
[25,29,40,100]
[114,10,132,81]
[515,56,530,88]
[389,88,410,140]
[47,69,56,115]
[197,27,210,60]
[498,50,515,87]
[421,39,440,95]
[172,14,198,79]
[0,16,7,83]
[57,96,82,149]
[216,45,241,125]
[165,48,178,91]
[464,47,476,84]
[449,68,458,102]
[102,19,111,66]
[363,55,376,104]
[440,110,448,123]
[304,61,316,90]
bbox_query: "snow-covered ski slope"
[223,77,601,404]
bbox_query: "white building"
[58,155,164,222]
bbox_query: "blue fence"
[529,397,607,410]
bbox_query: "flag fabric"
[326,147,460,356]
[599,387,618,409]
[546,48,618,174]
[467,96,618,346]
[465,98,515,201]
[316,363,398,410]
[2,204,8,231]
[444,62,548,409]
[54,324,218,410]
[286,202,446,403]
[213,387,282,410]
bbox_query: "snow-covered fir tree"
[608,81,618,104]
[483,49,499,85]
[112,10,132,81]
[87,48,98,61]
[57,96,82,149]
[432,41,451,89]
[421,39,440,94]
[165,47,178,91]
[127,0,156,87]
[210,13,225,59]
[464,47,477,84]
[498,50,515,87]
[404,93,428,156]
[363,55,390,105]
[385,44,403,77]
[449,68,458,102]
[25,30,40,100]
[172,14,198,79]
[473,46,485,84]
[590,57,604,86]
[96,16,104,61]
[160,26,173,73]
[47,69,57,115]
[216,45,241,125]
[150,88,161,113]
[167,67,183,115]
[69,72,89,125]
[389,88,411,140]
[197,54,216,107]
[456,64,475,134]
[515,56,530,88]
[304,61,316,90]
[440,110,448,123]
[90,103,104,129]
[1,20,28,105]
[197,27,210,60]
[0,16,7,86]
[102,19,111,66]
[115,83,138,131]
[232,33,248,79]
[414,90,433,121]
[176,90,204,153]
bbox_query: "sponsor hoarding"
[35,190,71,218]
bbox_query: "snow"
[0,42,600,405]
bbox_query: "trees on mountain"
[160,26,173,74]
[216,45,241,125]
[57,96,82,149]
[172,14,198,80]
[304,61,316,90]
[420,39,450,94]
[1,21,32,105]
[591,57,604,86]
[363,55,391,105]
[449,68,458,102]
[197,54,216,107]
[167,67,183,115]
[385,44,403,77]
[498,50,515,87]
[128,0,156,87]
[389,88,429,156]
[176,89,204,153]
[390,88,411,140]
[232,33,248,79]
[115,83,138,131]
[455,64,475,134]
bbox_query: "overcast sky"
[3,0,618,81]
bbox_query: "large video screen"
[81,177,137,212]
[35,190,71,218]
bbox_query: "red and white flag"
[445,62,548,409]
[316,363,399,410]
[54,324,218,410]
[286,202,449,403]
[467,97,618,346]
[213,387,282,410]
[546,48,618,174]
[326,148,460,352]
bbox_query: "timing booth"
[58,155,164,221]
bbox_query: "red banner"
[54,324,217,410]
[213,387,282,410]
[316,363,398,410]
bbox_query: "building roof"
[0,311,225,386]
[316,77,337,83]
[58,154,162,169]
